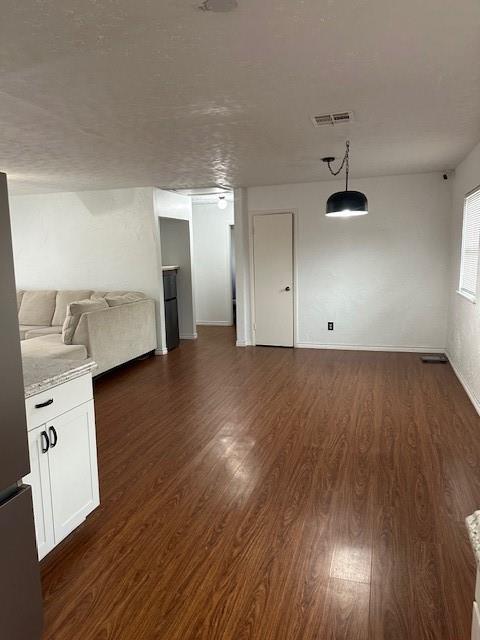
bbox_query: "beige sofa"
[18,290,157,376]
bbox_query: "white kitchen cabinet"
[48,401,99,544]
[24,427,55,559]
[23,375,99,560]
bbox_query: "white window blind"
[459,187,480,301]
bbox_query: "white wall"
[9,187,165,349]
[154,189,193,222]
[192,201,234,325]
[241,172,451,351]
[447,141,480,412]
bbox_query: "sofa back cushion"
[52,290,92,326]
[62,298,108,344]
[105,292,147,307]
[18,290,56,326]
[17,290,24,311]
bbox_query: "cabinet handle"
[35,398,54,409]
[40,431,50,454]
[48,426,58,448]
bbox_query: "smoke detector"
[200,0,238,11]
[311,111,354,127]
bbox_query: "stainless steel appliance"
[0,172,43,638]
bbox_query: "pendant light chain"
[325,140,350,190]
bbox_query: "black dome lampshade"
[326,190,368,217]
[322,142,368,218]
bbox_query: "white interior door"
[253,212,294,347]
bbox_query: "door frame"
[249,209,298,347]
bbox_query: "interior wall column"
[234,187,253,346]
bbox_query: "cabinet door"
[48,400,99,544]
[23,425,55,560]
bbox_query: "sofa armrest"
[73,299,157,375]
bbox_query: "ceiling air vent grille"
[311,111,353,127]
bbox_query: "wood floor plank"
[40,328,480,639]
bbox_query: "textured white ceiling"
[2,0,480,194]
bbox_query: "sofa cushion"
[21,333,87,361]
[62,298,109,345]
[105,292,147,307]
[52,290,92,326]
[91,291,107,299]
[19,325,48,340]
[106,290,146,297]
[25,326,62,340]
[18,290,56,326]
[17,290,24,311]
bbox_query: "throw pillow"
[105,292,146,307]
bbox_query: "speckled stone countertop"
[466,511,480,564]
[23,357,97,398]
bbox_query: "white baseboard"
[236,340,252,347]
[180,333,198,340]
[445,351,480,416]
[155,348,168,356]
[294,342,446,354]
[196,321,233,326]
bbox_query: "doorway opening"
[191,191,235,332]
[158,217,196,350]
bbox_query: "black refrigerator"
[163,269,180,351]
[0,173,43,638]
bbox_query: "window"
[459,186,480,302]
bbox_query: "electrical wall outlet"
[328,322,334,331]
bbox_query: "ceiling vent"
[311,111,353,127]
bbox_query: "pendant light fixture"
[322,141,368,217]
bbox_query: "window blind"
[459,187,480,300]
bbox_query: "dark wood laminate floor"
[41,327,480,639]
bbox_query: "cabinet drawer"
[26,375,93,430]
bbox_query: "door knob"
[285,286,291,291]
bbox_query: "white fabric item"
[62,298,108,345]
[17,289,156,375]
[21,333,88,360]
[52,290,92,326]
[18,290,56,326]
[72,298,156,375]
[105,292,147,307]
[25,326,62,340]
[19,325,48,340]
